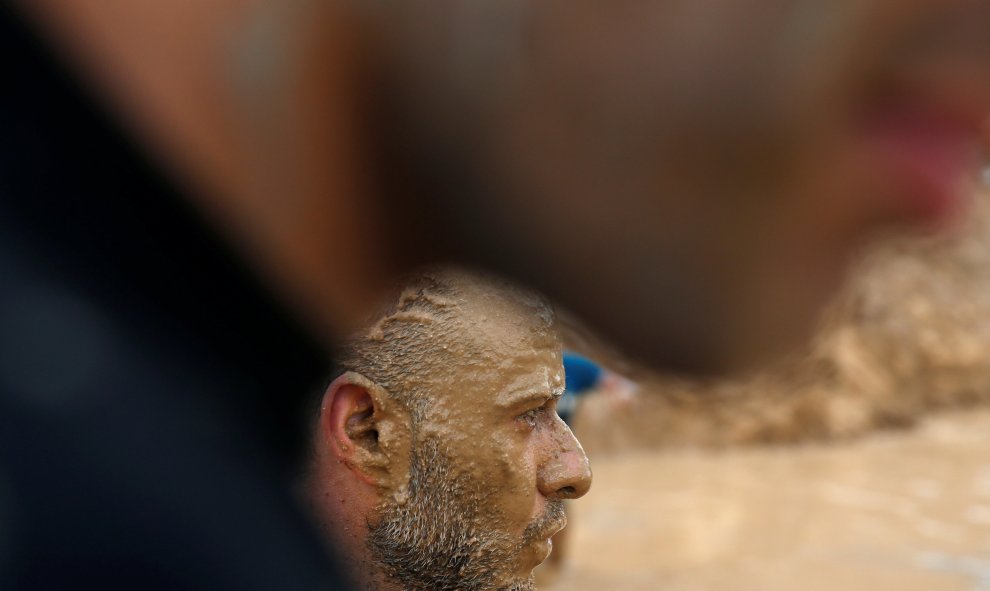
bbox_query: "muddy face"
[363,273,592,590]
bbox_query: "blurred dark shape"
[0,8,347,589]
[1,1,989,589]
[21,1,989,377]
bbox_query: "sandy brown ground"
[539,409,990,591]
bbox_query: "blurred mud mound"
[576,189,990,454]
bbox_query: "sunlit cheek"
[494,445,541,529]
[489,431,533,480]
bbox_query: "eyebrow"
[497,387,564,410]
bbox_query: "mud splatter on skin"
[327,268,592,590]
[369,440,566,591]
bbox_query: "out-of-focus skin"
[17,0,387,342]
[19,0,990,375]
[389,0,990,373]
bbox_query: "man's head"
[305,268,591,591]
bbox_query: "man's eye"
[517,405,547,429]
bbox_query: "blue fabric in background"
[558,352,603,424]
[563,352,603,394]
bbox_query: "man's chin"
[526,525,565,566]
[519,501,567,568]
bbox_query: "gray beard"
[367,441,562,591]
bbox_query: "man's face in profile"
[326,274,591,591]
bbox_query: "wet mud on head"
[327,267,587,591]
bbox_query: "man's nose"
[537,426,592,500]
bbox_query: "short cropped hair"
[333,267,554,422]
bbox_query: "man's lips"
[534,515,567,542]
[525,511,567,546]
[523,499,567,545]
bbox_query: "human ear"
[317,372,408,487]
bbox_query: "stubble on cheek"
[367,439,537,591]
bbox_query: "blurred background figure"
[557,353,605,430]
[13,0,989,374]
[558,352,639,437]
[1,0,988,589]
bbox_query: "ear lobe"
[319,372,394,486]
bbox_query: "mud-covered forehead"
[340,268,561,416]
[378,267,557,351]
[410,270,561,402]
[435,274,563,413]
[450,272,557,351]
